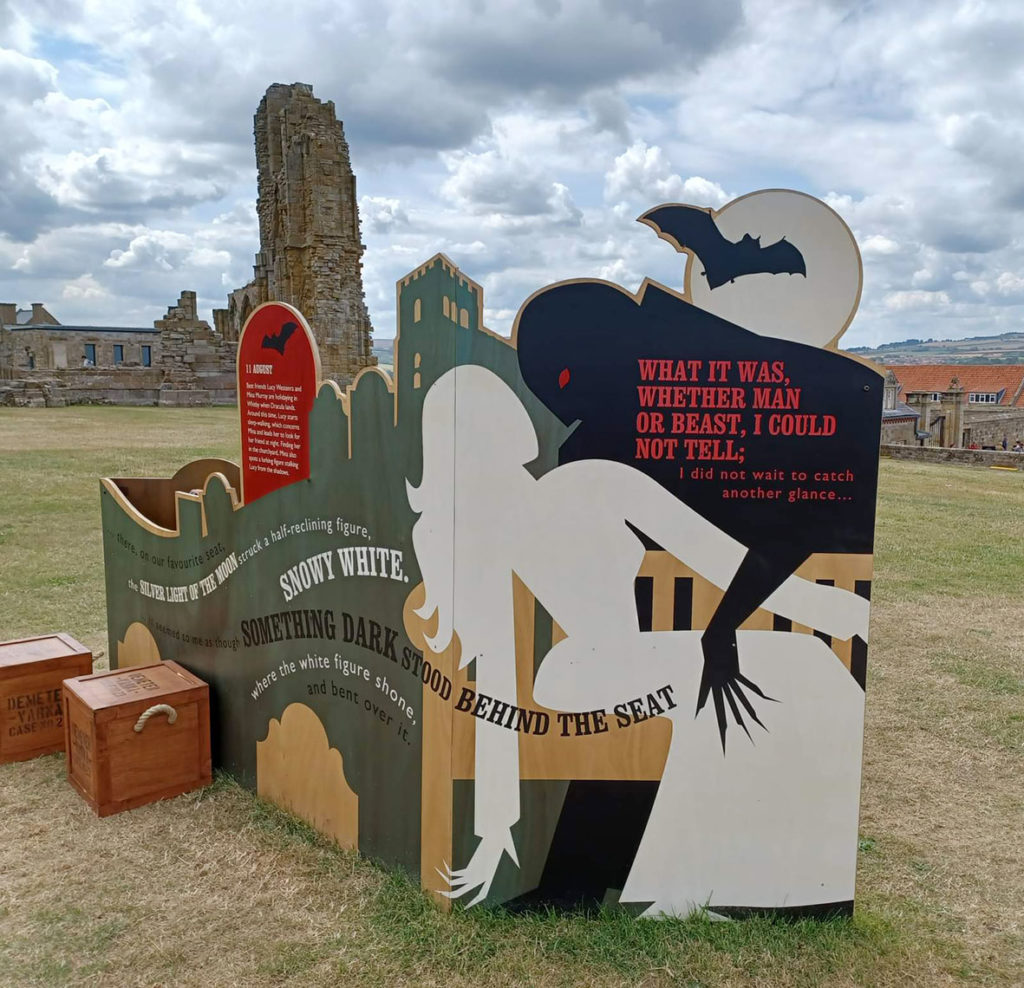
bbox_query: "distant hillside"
[849,332,1024,365]
[377,330,1024,366]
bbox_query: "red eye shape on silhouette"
[558,367,571,389]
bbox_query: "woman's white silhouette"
[410,364,867,913]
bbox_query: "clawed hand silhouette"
[696,630,777,750]
[436,829,519,907]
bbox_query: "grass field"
[0,406,1022,987]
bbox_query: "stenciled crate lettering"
[70,721,93,776]
[0,633,92,763]
[101,671,162,699]
[6,686,63,738]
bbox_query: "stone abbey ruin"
[0,83,375,406]
[214,83,375,382]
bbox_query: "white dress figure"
[409,364,868,911]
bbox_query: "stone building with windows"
[1,302,159,373]
[886,364,1024,448]
[0,292,234,407]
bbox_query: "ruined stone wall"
[215,83,375,386]
[0,292,237,406]
[156,291,237,406]
[216,283,266,343]
[0,368,164,407]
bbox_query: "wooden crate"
[62,660,211,817]
[0,633,93,764]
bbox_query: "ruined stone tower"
[215,83,375,385]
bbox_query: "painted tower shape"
[217,83,375,386]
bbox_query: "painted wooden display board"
[101,190,882,917]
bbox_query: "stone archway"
[240,295,253,332]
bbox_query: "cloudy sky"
[1,0,1022,346]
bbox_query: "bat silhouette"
[261,321,298,356]
[641,205,806,290]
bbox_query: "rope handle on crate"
[133,704,178,733]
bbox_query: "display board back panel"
[103,192,881,916]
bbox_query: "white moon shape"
[687,189,862,349]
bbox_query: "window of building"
[141,345,151,367]
[83,343,96,366]
[930,392,942,401]
[968,392,998,404]
[113,344,124,364]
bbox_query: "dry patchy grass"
[0,410,1022,986]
